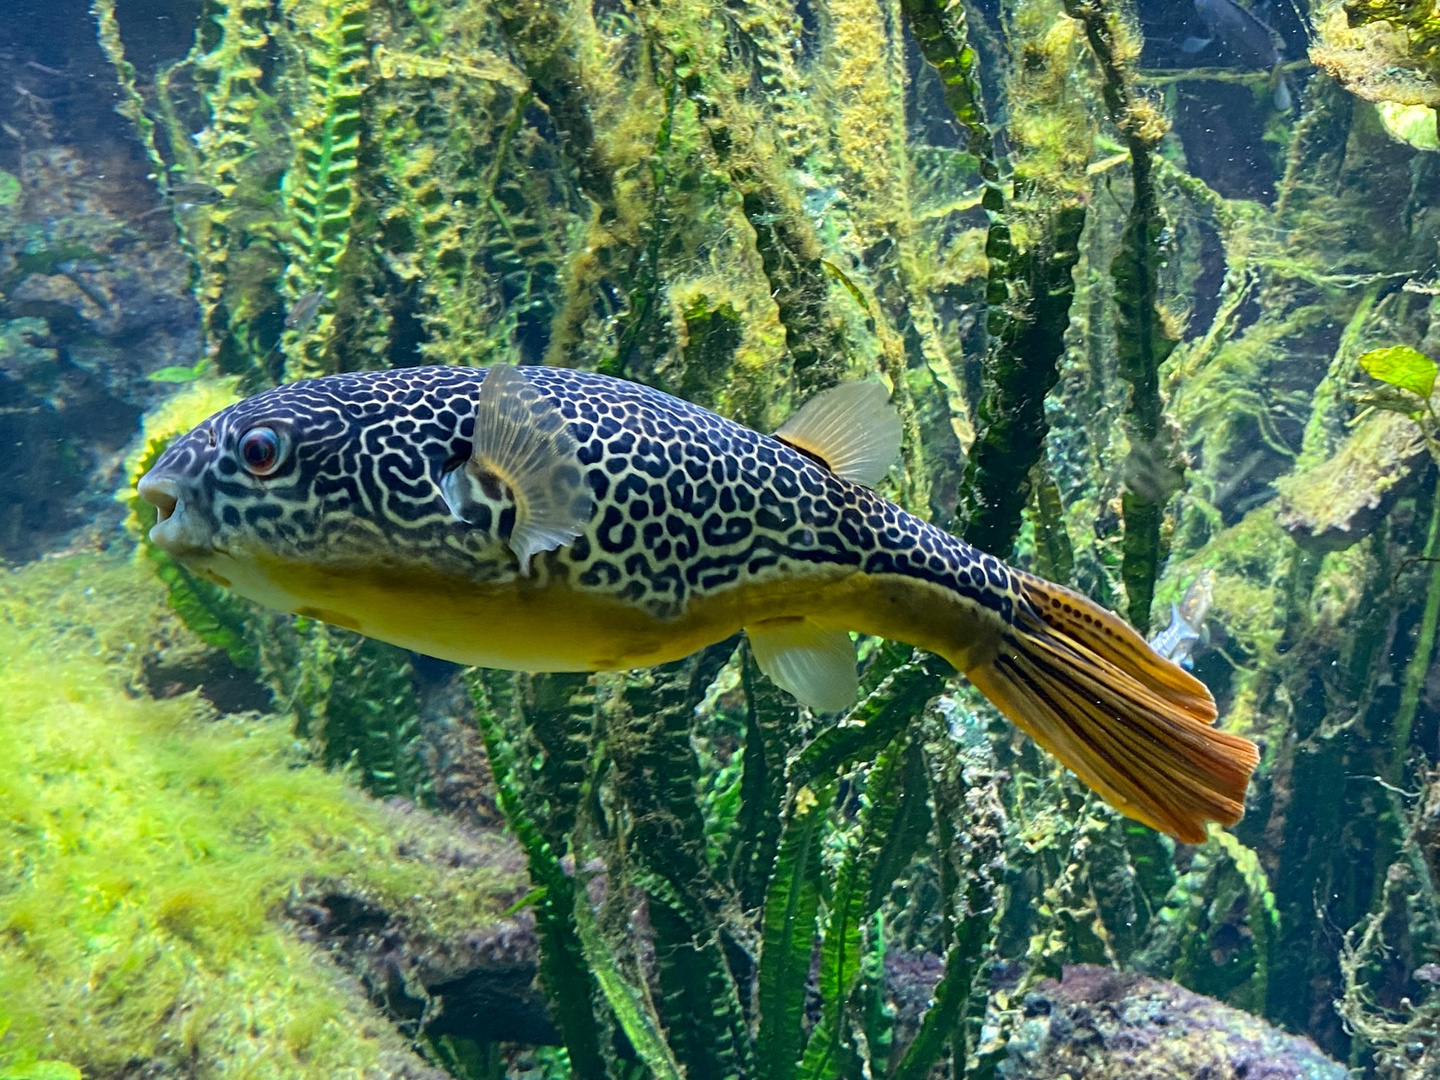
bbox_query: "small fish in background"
[284,286,325,334]
[252,287,327,368]
[1182,0,1294,112]
[167,180,224,209]
[134,179,225,224]
[1149,568,1216,671]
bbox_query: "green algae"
[1276,408,1427,552]
[63,0,1440,1073]
[0,551,522,1075]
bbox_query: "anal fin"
[747,618,858,713]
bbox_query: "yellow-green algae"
[1275,408,1427,550]
[0,549,524,1075]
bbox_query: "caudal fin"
[964,573,1258,843]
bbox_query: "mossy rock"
[0,549,529,1076]
[1312,8,1440,108]
[1274,408,1428,552]
[1004,965,1347,1080]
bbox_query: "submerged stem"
[1064,0,1179,630]
[1389,471,1440,785]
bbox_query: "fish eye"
[238,426,285,477]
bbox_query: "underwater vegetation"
[0,550,532,1074]
[0,0,1439,1076]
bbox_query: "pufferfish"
[138,364,1258,842]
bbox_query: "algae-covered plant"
[0,0,1438,1075]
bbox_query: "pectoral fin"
[747,618,858,712]
[440,365,594,575]
[774,381,902,488]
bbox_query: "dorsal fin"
[440,365,593,575]
[773,381,902,487]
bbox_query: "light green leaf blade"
[1359,345,1438,400]
[571,876,685,1080]
[0,1063,83,1080]
[147,365,204,383]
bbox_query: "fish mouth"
[137,471,212,558]
[138,472,179,523]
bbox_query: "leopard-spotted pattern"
[147,366,1028,625]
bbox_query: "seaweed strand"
[1389,472,1440,785]
[1064,0,1178,629]
[904,0,1087,557]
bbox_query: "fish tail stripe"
[1012,638,1247,795]
[991,651,1155,808]
[963,581,1258,843]
[1013,572,1217,722]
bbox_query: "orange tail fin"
[963,573,1258,843]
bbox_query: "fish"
[1182,0,1293,111]
[135,180,226,224]
[284,287,326,333]
[1148,568,1215,671]
[137,365,1258,842]
[166,180,224,209]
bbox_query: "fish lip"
[137,470,214,558]
[137,472,179,523]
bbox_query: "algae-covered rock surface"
[1002,965,1347,1080]
[0,547,530,1076]
[1276,408,1428,552]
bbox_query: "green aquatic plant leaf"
[1359,345,1438,400]
[146,359,211,383]
[611,647,753,1080]
[0,1064,83,1080]
[799,733,922,1080]
[756,781,834,1080]
[732,645,798,911]
[789,654,949,790]
[571,879,686,1080]
[275,0,370,381]
[468,672,609,1079]
[0,169,21,207]
[150,550,256,668]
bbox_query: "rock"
[1311,8,1440,109]
[1,147,200,400]
[1002,965,1347,1080]
[286,810,558,1047]
[1275,409,1428,552]
[0,146,202,559]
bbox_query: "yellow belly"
[200,548,997,674]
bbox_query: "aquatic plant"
[0,551,524,1074]
[65,0,1440,1073]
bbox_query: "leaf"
[888,944,970,1080]
[0,1063,83,1080]
[790,656,947,789]
[147,364,205,383]
[756,781,835,1080]
[732,645,796,911]
[501,886,546,917]
[571,872,686,1080]
[820,259,871,314]
[1359,345,1438,400]
[799,735,911,1080]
